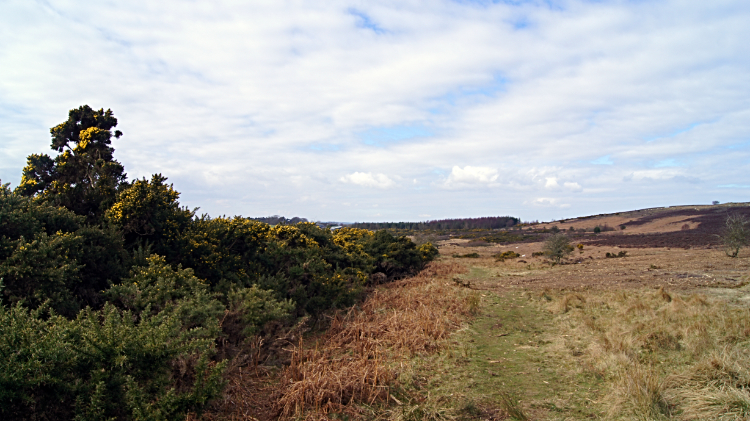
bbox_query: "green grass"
[394,291,603,420]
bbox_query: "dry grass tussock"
[202,261,468,420]
[541,286,750,420]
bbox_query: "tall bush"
[720,213,749,257]
[543,233,574,264]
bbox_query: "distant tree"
[543,233,574,264]
[593,226,601,234]
[720,213,749,258]
[16,105,127,221]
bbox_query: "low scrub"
[494,250,520,261]
[453,252,480,258]
[605,251,628,258]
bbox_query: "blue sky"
[1,0,749,222]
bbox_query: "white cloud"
[526,197,571,209]
[528,197,557,206]
[563,182,582,192]
[445,166,499,186]
[340,172,395,189]
[1,0,749,221]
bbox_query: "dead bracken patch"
[201,261,472,420]
[272,263,474,418]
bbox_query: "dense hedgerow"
[0,105,439,420]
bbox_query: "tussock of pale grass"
[544,286,750,420]
[556,293,586,314]
[666,347,750,420]
[271,262,474,419]
[608,364,671,420]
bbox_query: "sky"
[1,0,749,223]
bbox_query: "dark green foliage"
[0,303,74,420]
[105,255,225,334]
[593,226,601,234]
[227,285,294,337]
[105,174,194,260]
[0,183,127,314]
[16,106,128,221]
[0,105,440,420]
[364,230,431,280]
[605,251,628,258]
[468,231,526,244]
[453,252,481,258]
[178,216,269,291]
[68,304,225,421]
[0,230,84,315]
[0,302,224,421]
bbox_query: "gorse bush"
[494,250,520,261]
[0,105,440,420]
[0,302,225,421]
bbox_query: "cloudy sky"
[2,0,749,222]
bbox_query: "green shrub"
[453,252,481,258]
[105,174,194,261]
[364,230,433,280]
[0,184,127,313]
[720,213,749,258]
[106,254,224,333]
[543,233,574,264]
[606,251,628,258]
[0,303,74,419]
[227,285,294,337]
[494,250,520,261]
[0,302,225,420]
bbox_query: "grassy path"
[399,289,603,420]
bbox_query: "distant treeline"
[352,216,520,231]
[251,215,309,225]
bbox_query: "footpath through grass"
[396,289,603,420]
[397,261,750,421]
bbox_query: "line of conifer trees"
[352,216,519,231]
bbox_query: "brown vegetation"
[201,262,472,420]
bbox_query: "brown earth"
[537,203,750,249]
[442,242,749,292]
[441,203,750,291]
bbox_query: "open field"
[200,204,750,420]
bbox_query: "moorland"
[2,105,750,421]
